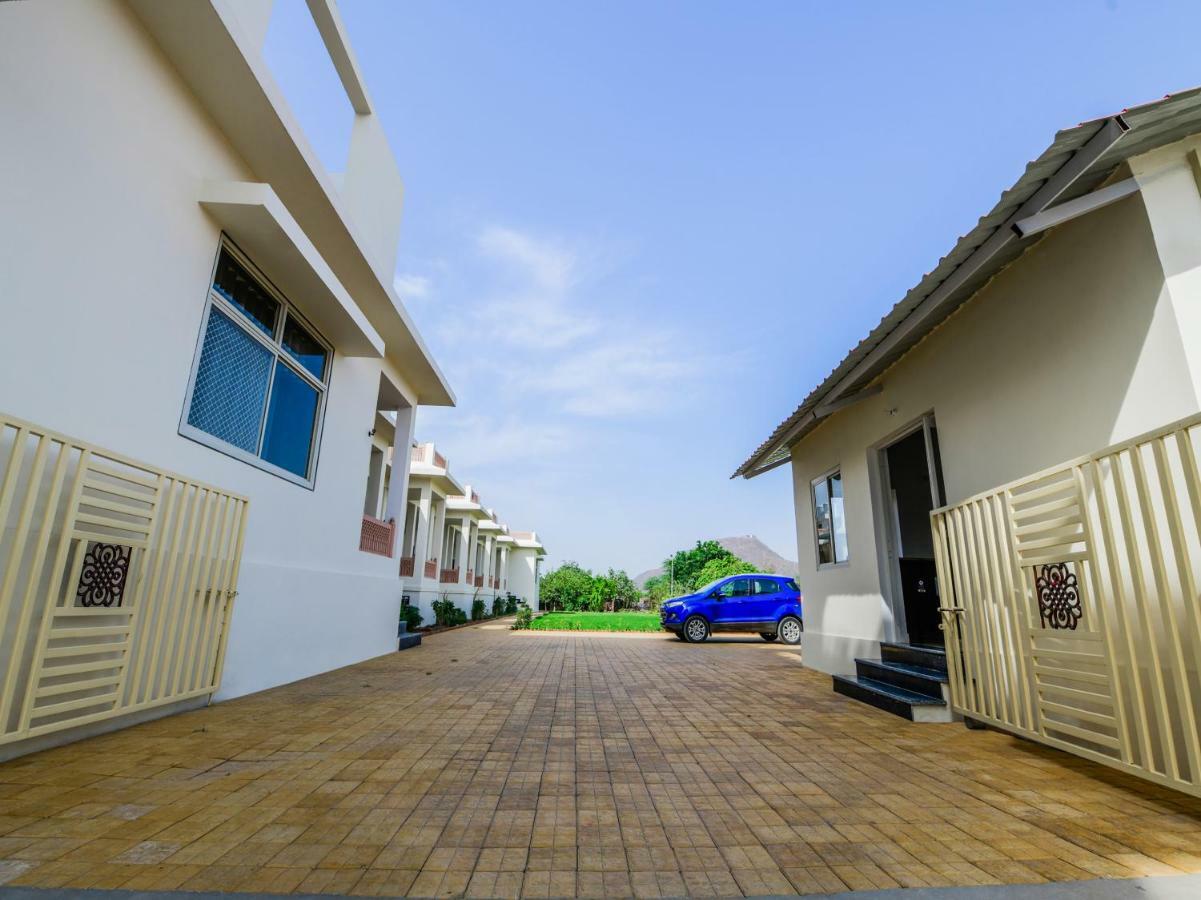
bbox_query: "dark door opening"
[882,421,946,647]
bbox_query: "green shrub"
[471,597,487,621]
[504,594,519,615]
[492,596,505,617]
[401,604,422,632]
[432,597,467,627]
[511,604,533,630]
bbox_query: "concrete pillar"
[457,518,471,585]
[428,497,445,573]
[363,447,384,517]
[413,483,432,570]
[382,405,416,557]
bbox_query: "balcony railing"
[359,515,395,558]
[474,575,484,588]
[434,450,447,469]
[0,412,249,748]
[399,556,414,577]
[439,568,459,584]
[466,569,474,583]
[424,559,438,579]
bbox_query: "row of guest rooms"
[363,438,545,624]
[0,0,543,759]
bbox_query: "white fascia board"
[128,0,455,407]
[410,463,448,478]
[200,181,383,357]
[478,520,502,532]
[304,0,372,114]
[445,499,485,517]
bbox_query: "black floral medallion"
[1035,562,1082,630]
[76,542,131,608]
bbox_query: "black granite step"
[832,674,947,722]
[855,658,947,700]
[880,641,947,674]
[397,633,422,651]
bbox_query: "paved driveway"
[1,624,1200,897]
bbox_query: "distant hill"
[634,535,798,588]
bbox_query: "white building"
[0,0,455,758]
[393,443,546,621]
[735,88,1201,753]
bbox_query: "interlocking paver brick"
[2,624,1201,896]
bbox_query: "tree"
[693,554,769,589]
[643,574,679,606]
[663,540,735,592]
[587,573,613,612]
[539,562,595,611]
[606,569,640,610]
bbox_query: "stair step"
[397,634,422,651]
[832,675,951,723]
[880,641,947,674]
[855,658,947,700]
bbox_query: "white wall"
[508,549,541,610]
[788,174,1201,675]
[0,2,403,703]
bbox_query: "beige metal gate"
[932,412,1201,798]
[0,413,249,746]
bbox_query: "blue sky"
[265,1,1201,575]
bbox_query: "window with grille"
[181,242,331,487]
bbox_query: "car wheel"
[682,615,709,643]
[760,632,778,642]
[778,616,803,645]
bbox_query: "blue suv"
[660,574,803,644]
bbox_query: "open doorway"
[879,416,946,647]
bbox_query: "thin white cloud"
[419,413,577,469]
[393,273,431,301]
[457,224,698,416]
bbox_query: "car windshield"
[697,578,731,594]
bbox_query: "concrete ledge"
[0,695,207,764]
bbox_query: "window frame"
[811,466,849,569]
[752,577,780,596]
[179,238,333,490]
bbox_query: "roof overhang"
[128,0,454,407]
[408,463,461,496]
[445,497,486,518]
[199,181,383,358]
[736,86,1201,478]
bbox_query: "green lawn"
[529,611,661,632]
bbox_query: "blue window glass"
[186,308,273,454]
[282,314,328,381]
[260,360,319,477]
[212,250,279,336]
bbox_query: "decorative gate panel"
[933,412,1201,798]
[0,414,249,746]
